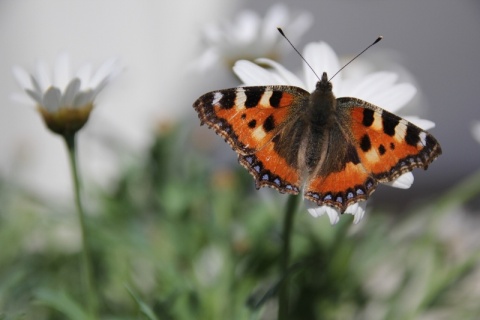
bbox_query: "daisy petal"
[43,87,62,112]
[54,52,71,89]
[35,59,51,92]
[255,58,305,87]
[403,116,435,130]
[25,89,43,105]
[30,74,43,94]
[368,83,417,113]
[73,90,94,108]
[234,60,284,85]
[10,92,34,105]
[325,206,341,225]
[286,12,314,41]
[472,121,480,144]
[303,42,340,92]
[261,4,288,45]
[383,172,414,189]
[12,66,32,89]
[344,201,367,224]
[89,57,118,88]
[232,11,259,44]
[307,204,341,225]
[347,72,398,101]
[76,63,92,90]
[61,78,81,107]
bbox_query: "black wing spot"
[248,119,257,128]
[378,144,386,155]
[362,109,375,127]
[405,124,421,146]
[360,134,371,152]
[383,114,400,136]
[263,115,275,132]
[269,91,283,108]
[219,91,236,109]
[244,88,263,108]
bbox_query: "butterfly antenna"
[277,27,322,82]
[329,36,383,81]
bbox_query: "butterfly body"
[194,72,441,211]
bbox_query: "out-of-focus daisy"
[195,4,313,71]
[12,53,121,312]
[233,41,435,224]
[12,53,120,137]
[472,121,480,144]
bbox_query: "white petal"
[344,202,367,224]
[383,172,414,189]
[472,121,480,144]
[30,74,43,94]
[307,204,340,225]
[53,52,71,90]
[10,92,35,105]
[61,78,81,107]
[325,206,341,225]
[73,90,94,108]
[203,22,222,43]
[261,4,288,45]
[347,72,398,101]
[35,59,51,92]
[233,60,284,85]
[403,116,435,130]
[76,63,92,89]
[191,48,219,73]
[12,65,32,89]
[89,57,119,88]
[232,11,259,44]
[285,12,314,42]
[25,89,43,105]
[369,83,417,113]
[303,42,340,92]
[255,58,305,88]
[43,87,62,112]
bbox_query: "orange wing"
[304,97,441,211]
[193,85,309,194]
[344,97,442,182]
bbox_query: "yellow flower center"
[37,103,94,136]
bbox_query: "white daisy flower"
[233,41,435,224]
[195,4,313,71]
[12,53,120,136]
[472,121,480,144]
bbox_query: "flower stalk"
[278,194,300,319]
[64,133,97,318]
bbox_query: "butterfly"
[193,72,441,212]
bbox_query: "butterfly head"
[315,72,333,94]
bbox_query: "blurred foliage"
[1,123,480,320]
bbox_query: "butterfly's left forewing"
[194,85,310,194]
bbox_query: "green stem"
[278,194,300,320]
[64,134,97,319]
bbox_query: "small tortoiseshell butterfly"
[193,65,441,212]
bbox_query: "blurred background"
[1,0,479,204]
[0,1,479,319]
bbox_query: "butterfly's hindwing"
[303,117,377,210]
